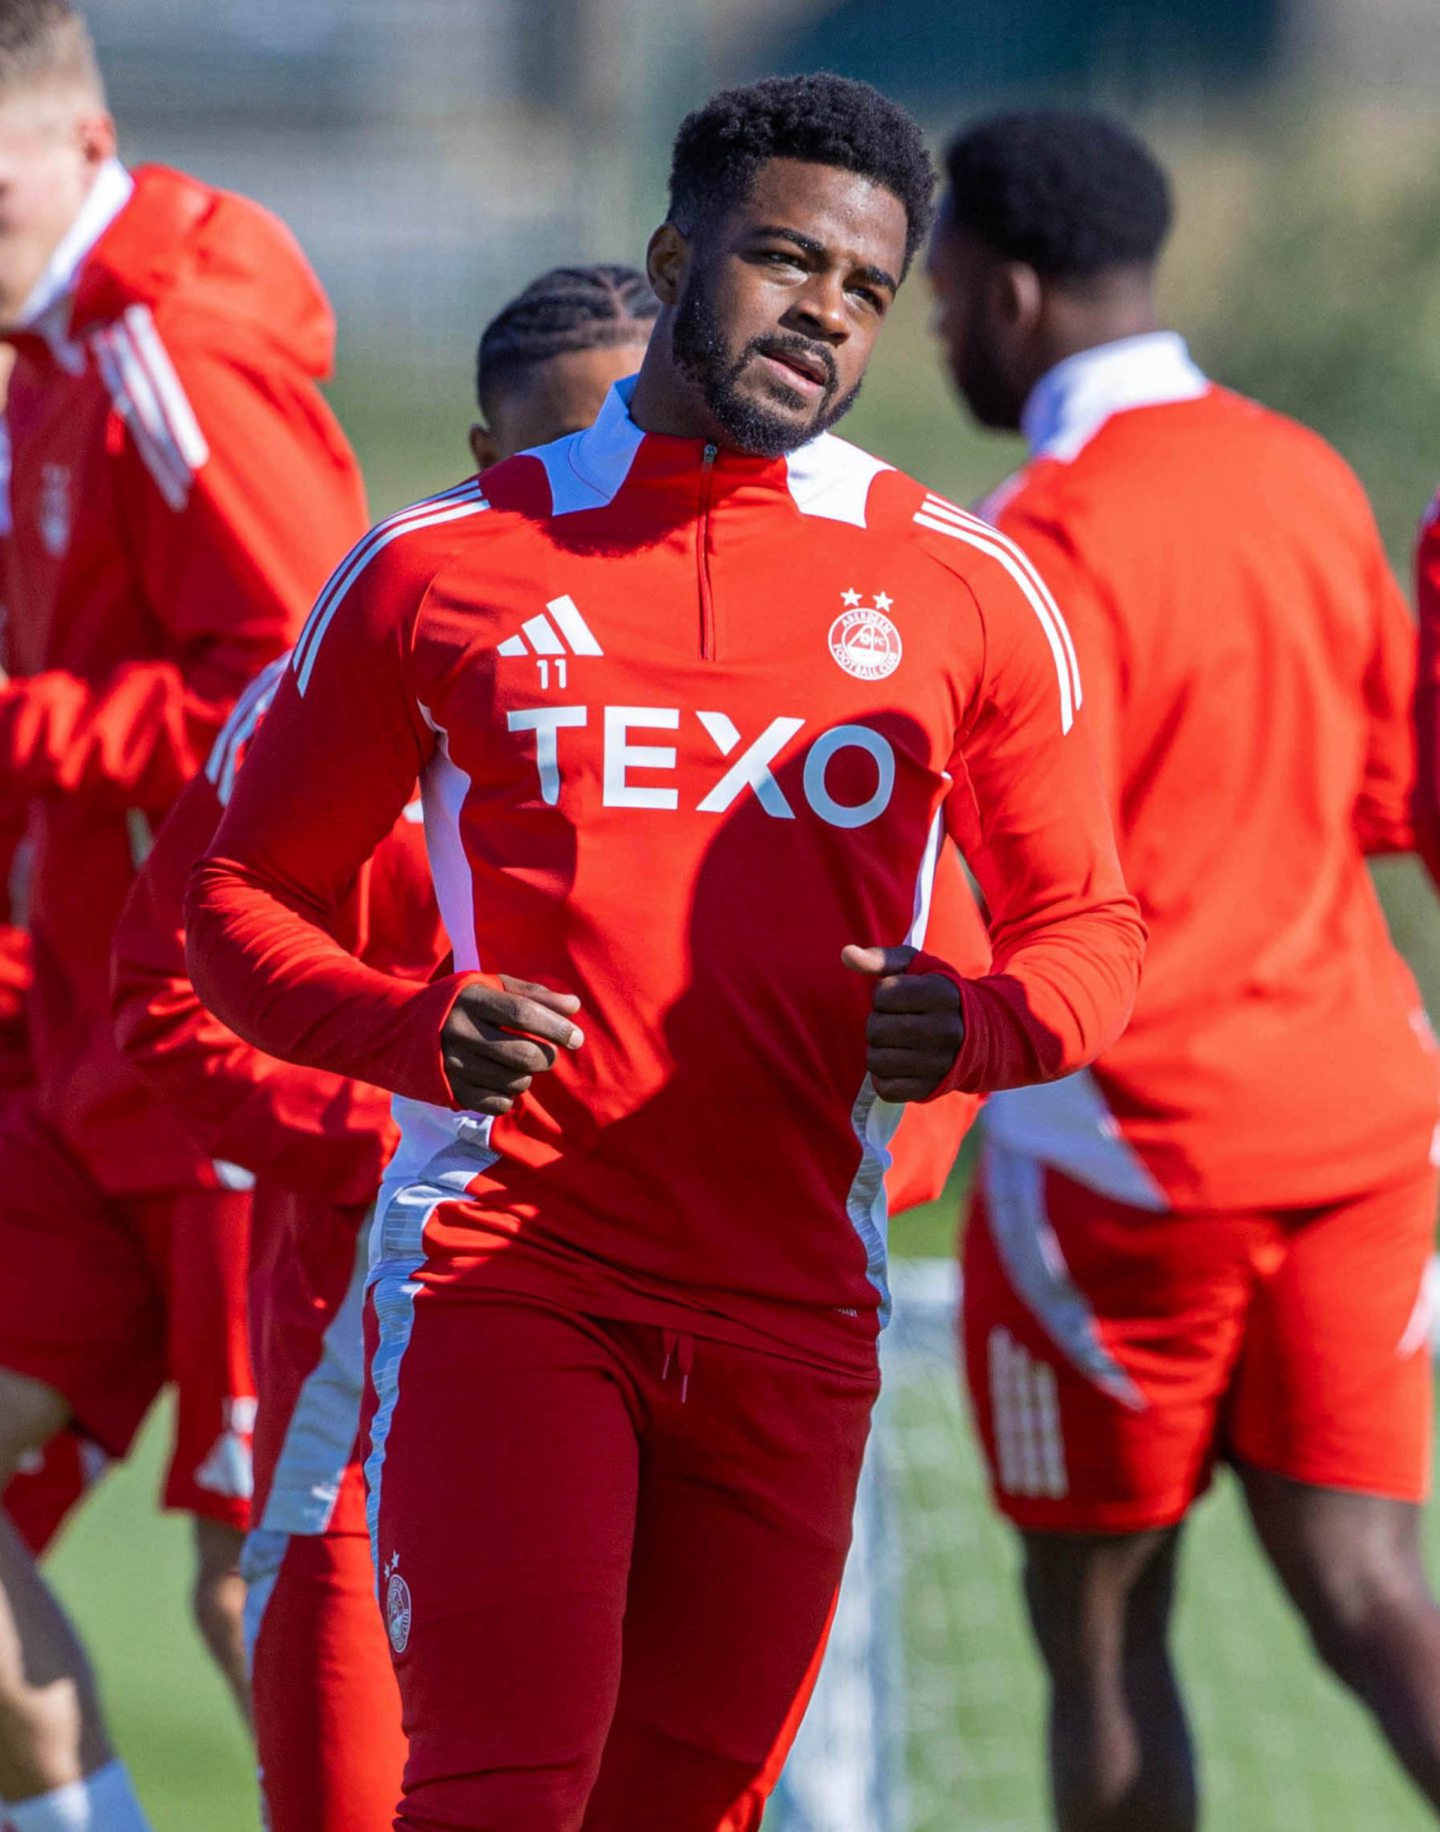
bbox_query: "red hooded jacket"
[2,162,367,1193]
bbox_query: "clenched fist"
[841,943,964,1102]
[440,974,584,1116]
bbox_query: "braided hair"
[477,264,658,412]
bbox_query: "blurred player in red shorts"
[931,109,1440,1830]
[0,4,367,1825]
[113,264,665,1832]
[187,73,1140,1832]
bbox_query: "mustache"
[743,334,838,394]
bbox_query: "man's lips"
[753,344,832,393]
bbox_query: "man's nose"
[784,274,848,343]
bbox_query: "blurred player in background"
[1414,500,1440,886]
[0,333,108,1560]
[0,2,368,1827]
[113,261,663,1832]
[186,72,1140,1832]
[932,108,1440,1831]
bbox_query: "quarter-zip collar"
[535,375,894,531]
[1021,331,1209,463]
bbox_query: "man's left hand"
[841,943,964,1102]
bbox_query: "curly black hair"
[668,74,936,275]
[943,109,1172,280]
[477,264,658,410]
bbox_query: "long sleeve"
[1349,517,1417,858]
[914,533,1144,1096]
[0,337,364,814]
[186,538,472,1106]
[1414,501,1440,883]
[113,751,398,1209]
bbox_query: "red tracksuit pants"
[365,1288,877,1832]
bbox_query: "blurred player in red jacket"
[187,75,1139,1832]
[932,110,1440,1831]
[0,5,367,1826]
[113,263,662,1832]
[1415,500,1440,886]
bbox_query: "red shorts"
[0,1098,254,1527]
[3,1427,110,1555]
[962,1142,1438,1533]
[365,1285,876,1832]
[245,1517,406,1832]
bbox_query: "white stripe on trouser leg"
[363,1170,467,1588]
[363,1265,424,1589]
[989,1327,1068,1499]
[983,1142,1144,1410]
[990,1327,1022,1493]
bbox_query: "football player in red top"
[120,262,982,1832]
[932,109,1440,1831]
[0,5,367,1826]
[189,76,1141,1830]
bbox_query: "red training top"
[188,382,1142,1372]
[114,650,980,1521]
[984,334,1436,1213]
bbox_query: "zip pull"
[661,1329,677,1384]
[676,1333,694,1405]
[697,446,718,661]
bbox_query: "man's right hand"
[440,975,584,1115]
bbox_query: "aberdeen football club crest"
[37,462,70,557]
[828,589,902,680]
[384,1552,413,1654]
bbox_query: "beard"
[954,322,1025,433]
[671,265,863,458]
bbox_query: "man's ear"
[995,260,1044,336]
[77,111,117,171]
[469,423,499,471]
[646,222,690,306]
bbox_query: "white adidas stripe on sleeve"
[914,493,1082,734]
[91,307,210,512]
[203,655,290,806]
[292,483,489,696]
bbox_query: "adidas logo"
[498,595,603,659]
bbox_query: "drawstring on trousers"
[660,1329,695,1403]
